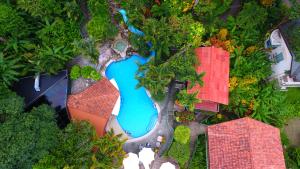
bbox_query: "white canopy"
[160,162,176,169]
[138,148,155,169]
[123,153,140,169]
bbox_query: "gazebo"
[207,117,286,169]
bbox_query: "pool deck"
[122,81,177,156]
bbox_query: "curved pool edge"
[125,103,162,143]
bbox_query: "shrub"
[70,65,81,80]
[80,66,101,80]
[168,142,190,167]
[175,111,195,123]
[90,69,101,81]
[189,135,207,169]
[87,15,118,41]
[81,66,94,79]
[174,125,190,144]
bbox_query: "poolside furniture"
[139,147,155,169]
[160,162,175,169]
[123,153,139,169]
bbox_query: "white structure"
[138,148,155,169]
[265,29,300,90]
[160,162,176,169]
[123,153,140,169]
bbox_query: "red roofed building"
[207,117,286,169]
[188,46,230,112]
[67,78,119,136]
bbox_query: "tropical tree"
[16,0,62,19]
[34,45,73,74]
[34,121,126,169]
[0,3,27,39]
[137,61,175,101]
[73,37,99,63]
[91,130,126,169]
[0,52,22,87]
[176,90,199,112]
[0,88,59,169]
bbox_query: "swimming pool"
[105,55,158,138]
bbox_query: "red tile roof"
[67,78,119,136]
[188,46,230,109]
[207,117,286,169]
[195,100,219,112]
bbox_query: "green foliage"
[142,15,205,63]
[137,47,203,101]
[0,3,26,38]
[70,65,81,80]
[285,147,300,169]
[287,0,300,20]
[189,135,206,169]
[174,125,191,144]
[91,130,126,169]
[0,86,24,122]
[176,90,199,112]
[0,52,22,87]
[81,66,101,80]
[168,142,190,168]
[87,0,118,42]
[17,0,62,18]
[87,16,118,41]
[0,89,59,169]
[90,69,101,81]
[34,121,95,168]
[287,24,300,61]
[37,18,81,48]
[73,38,99,63]
[137,60,175,101]
[175,111,195,123]
[34,122,126,169]
[34,45,73,74]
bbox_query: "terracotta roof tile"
[67,78,119,136]
[188,46,230,110]
[207,117,286,169]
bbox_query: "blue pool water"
[105,55,158,138]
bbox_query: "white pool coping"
[110,79,120,116]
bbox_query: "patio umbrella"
[123,153,139,169]
[160,162,176,169]
[138,147,155,169]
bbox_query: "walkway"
[123,81,177,156]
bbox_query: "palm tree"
[136,63,175,101]
[176,90,200,112]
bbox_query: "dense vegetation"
[1,0,300,168]
[168,125,191,168]
[0,87,125,169]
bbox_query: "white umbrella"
[123,153,140,169]
[160,162,176,169]
[138,148,155,169]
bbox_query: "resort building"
[188,46,230,112]
[207,117,286,169]
[265,19,300,90]
[67,78,120,136]
[12,70,69,127]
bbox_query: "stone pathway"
[123,81,177,156]
[284,118,300,146]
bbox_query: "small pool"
[105,55,158,138]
